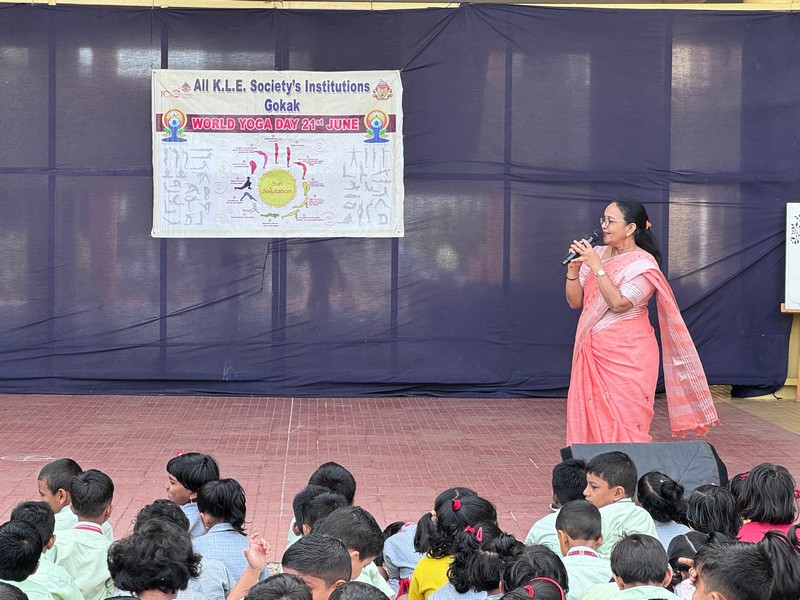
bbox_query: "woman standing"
[564,197,718,444]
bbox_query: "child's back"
[554,500,611,600]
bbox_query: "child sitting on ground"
[194,478,267,582]
[409,492,498,600]
[499,546,568,594]
[554,500,610,600]
[684,484,741,539]
[500,579,566,600]
[636,471,689,550]
[314,506,393,598]
[581,534,679,599]
[330,582,392,600]
[37,458,114,540]
[282,534,353,600]
[382,521,424,596]
[166,452,220,539]
[9,501,84,600]
[135,499,234,600]
[582,452,657,558]
[245,574,312,600]
[526,459,587,554]
[287,463,357,548]
[50,469,116,600]
[0,520,51,600]
[736,462,798,542]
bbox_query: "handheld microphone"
[561,229,603,265]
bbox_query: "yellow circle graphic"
[258,169,297,208]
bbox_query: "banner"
[151,70,403,238]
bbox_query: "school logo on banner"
[151,70,404,238]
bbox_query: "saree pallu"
[566,250,719,445]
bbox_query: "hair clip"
[464,525,475,535]
[452,498,461,511]
[740,472,749,480]
[523,586,534,598]
[475,526,483,542]
[645,220,652,230]
[532,578,565,600]
[430,509,436,518]
[794,489,800,500]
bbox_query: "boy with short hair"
[287,463,356,548]
[50,469,116,600]
[282,534,352,600]
[314,507,393,599]
[554,500,611,600]
[9,501,83,600]
[0,520,52,600]
[690,540,775,600]
[526,458,587,553]
[580,534,679,599]
[37,458,114,541]
[582,452,656,558]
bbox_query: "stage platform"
[0,386,797,559]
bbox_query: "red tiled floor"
[0,390,797,560]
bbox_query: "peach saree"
[566,249,719,445]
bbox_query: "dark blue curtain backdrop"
[0,4,797,396]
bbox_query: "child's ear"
[593,534,604,549]
[612,486,626,501]
[332,580,347,590]
[292,522,302,536]
[55,488,70,507]
[45,534,56,551]
[301,523,312,536]
[661,568,673,588]
[105,503,114,520]
[611,574,624,590]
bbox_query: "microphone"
[561,229,603,265]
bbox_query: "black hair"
[70,469,114,520]
[694,541,774,600]
[610,534,668,586]
[292,485,329,533]
[449,529,522,594]
[134,499,190,532]
[727,472,749,502]
[328,581,386,600]
[245,573,313,600]
[10,501,55,549]
[500,545,568,593]
[737,463,797,525]
[501,580,565,600]
[636,471,686,524]
[585,452,637,497]
[758,531,800,600]
[107,526,202,594]
[281,533,352,586]
[0,582,27,600]
[611,197,662,265]
[197,478,247,534]
[305,492,349,532]
[374,521,408,569]
[166,452,220,494]
[314,506,384,560]
[448,522,503,592]
[685,484,742,537]
[554,500,601,541]
[0,520,44,581]
[666,531,735,590]
[37,458,82,495]
[415,490,495,559]
[551,459,587,506]
[307,462,357,505]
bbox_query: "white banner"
[151,70,403,238]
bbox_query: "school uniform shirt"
[193,523,268,583]
[524,511,561,554]
[408,555,453,600]
[596,500,657,559]
[653,521,690,550]
[182,502,207,539]
[49,522,115,600]
[428,582,486,600]
[0,577,55,600]
[186,556,235,600]
[562,546,612,600]
[384,523,424,593]
[31,552,84,600]
[579,583,680,600]
[54,506,114,541]
[353,562,396,598]
[286,516,301,548]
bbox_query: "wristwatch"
[596,269,606,278]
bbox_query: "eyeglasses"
[600,216,626,227]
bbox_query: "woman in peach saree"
[564,198,719,445]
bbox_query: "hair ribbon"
[523,586,534,598]
[452,498,461,511]
[475,526,483,542]
[464,525,475,535]
[532,578,565,600]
